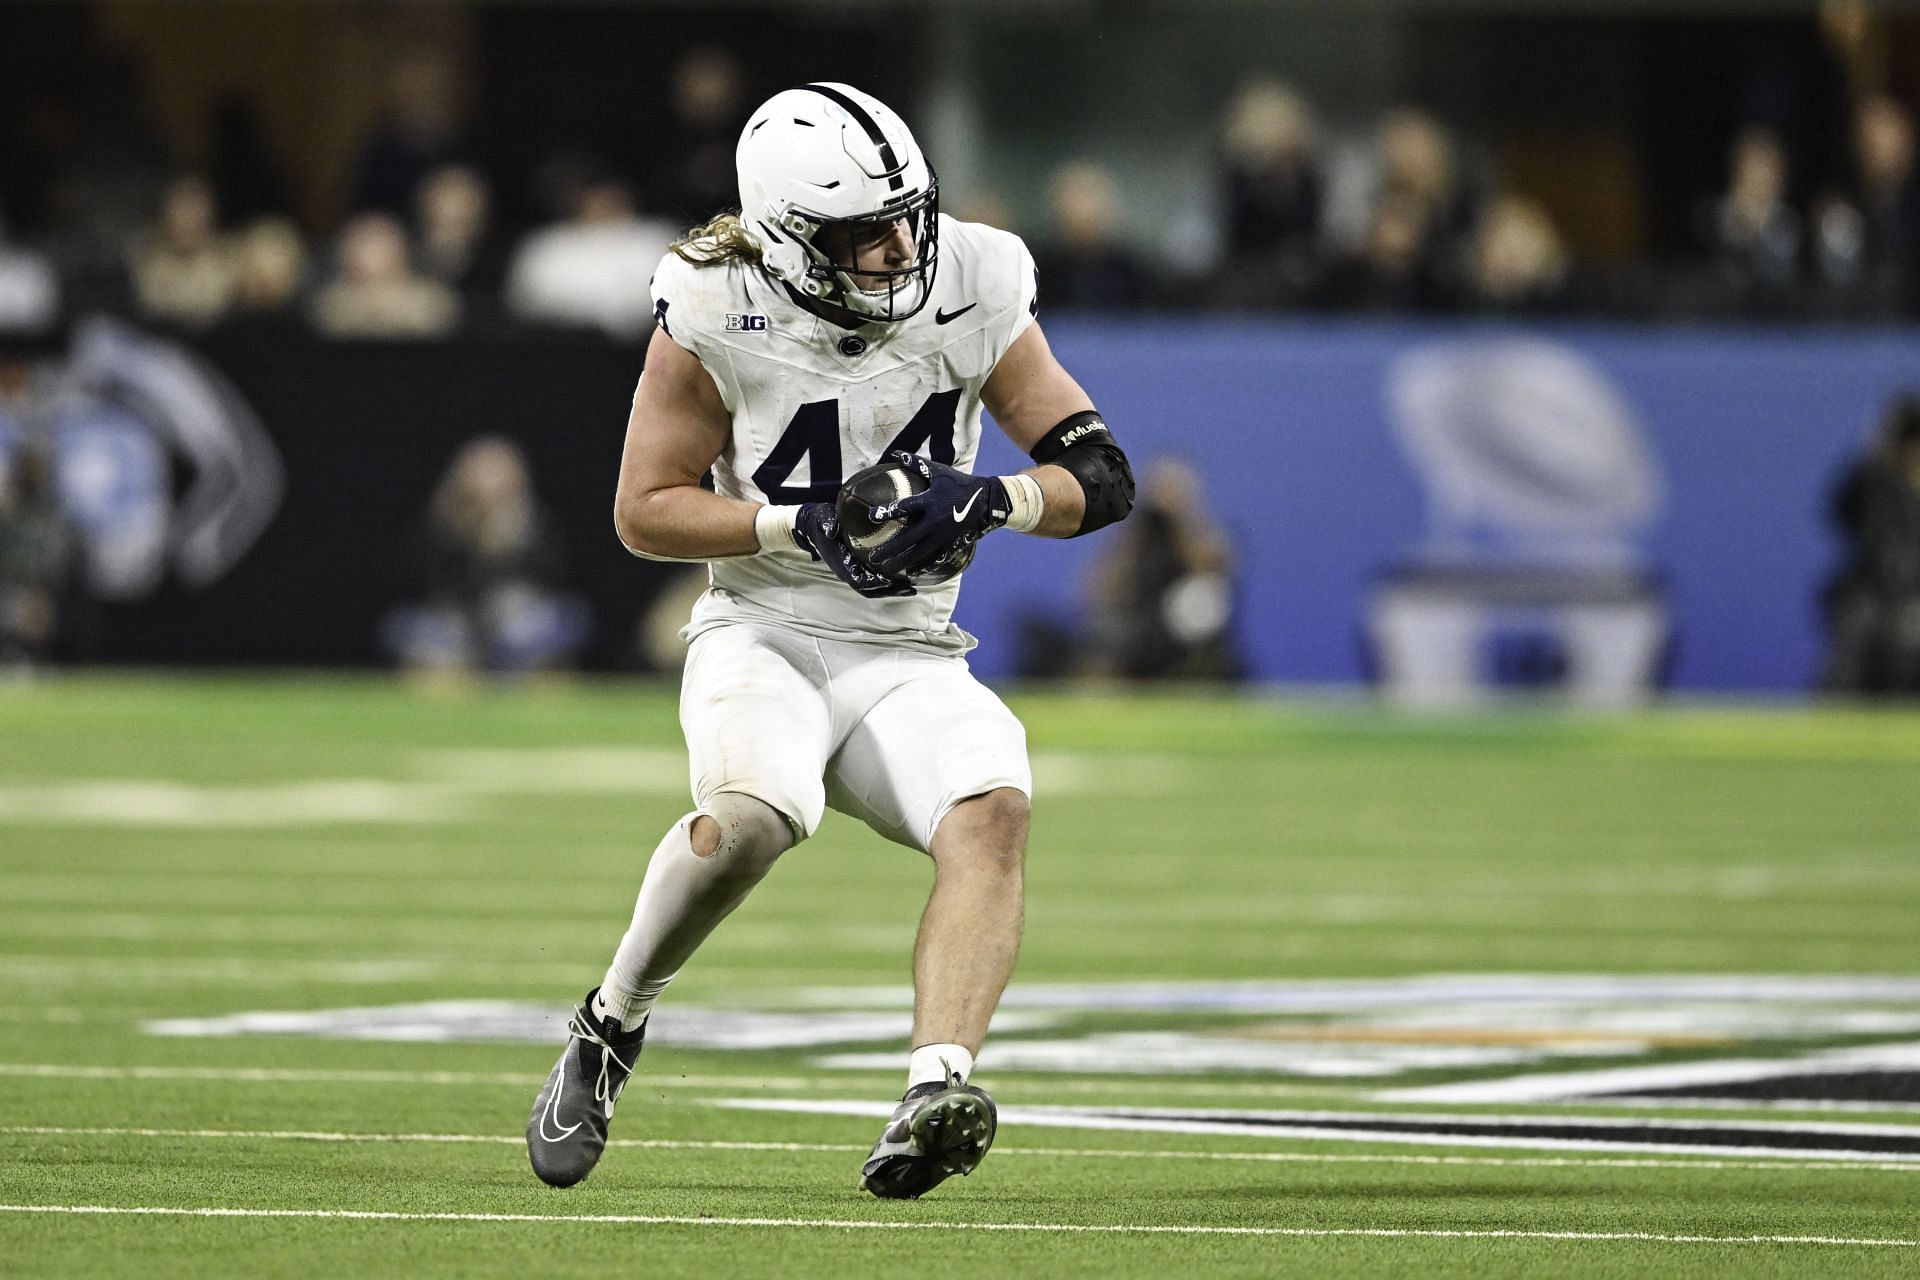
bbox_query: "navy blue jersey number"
[751,400,840,503]
[753,389,962,503]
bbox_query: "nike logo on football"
[951,491,982,522]
[934,303,977,325]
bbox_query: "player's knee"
[982,785,1032,834]
[695,791,798,876]
[933,787,1029,876]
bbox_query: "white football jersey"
[648,214,1038,651]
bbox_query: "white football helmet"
[735,83,939,323]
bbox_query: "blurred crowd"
[0,45,720,341]
[1035,79,1920,319]
[7,40,1920,340]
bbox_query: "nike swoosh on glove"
[792,502,916,598]
[865,452,1011,575]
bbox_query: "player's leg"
[825,654,1031,1197]
[594,790,795,1026]
[615,622,830,1004]
[528,625,831,1187]
[913,785,1029,1055]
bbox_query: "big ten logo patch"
[725,314,769,332]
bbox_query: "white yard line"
[723,1098,1920,1163]
[803,974,1920,1011]
[0,1063,813,1090]
[0,956,593,985]
[4,1125,1919,1174]
[0,1204,1911,1247]
[1384,1043,1920,1104]
[0,1063,1336,1096]
[0,750,1164,830]
[1,1060,1910,1121]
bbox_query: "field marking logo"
[143,1002,1058,1050]
[140,975,1920,1116]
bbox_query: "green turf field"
[2,676,1918,1277]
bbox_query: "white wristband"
[754,504,801,554]
[1001,472,1045,533]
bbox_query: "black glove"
[864,452,1011,576]
[792,502,916,598]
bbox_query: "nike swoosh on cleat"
[951,491,982,522]
[934,303,977,325]
[536,1077,582,1143]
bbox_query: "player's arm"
[979,321,1129,539]
[613,326,758,561]
[865,321,1134,574]
[615,327,913,596]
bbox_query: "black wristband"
[1028,409,1134,535]
[1029,410,1113,465]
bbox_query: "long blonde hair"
[669,212,763,266]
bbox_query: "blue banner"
[959,319,1913,692]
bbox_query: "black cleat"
[860,1074,997,1199]
[526,990,646,1187]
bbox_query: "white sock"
[598,798,792,1033]
[908,1042,975,1090]
[594,977,670,1030]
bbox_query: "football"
[836,459,924,557]
[836,459,975,583]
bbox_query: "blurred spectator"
[505,178,673,338]
[1212,79,1323,304]
[228,218,309,319]
[1034,161,1150,310]
[384,435,587,679]
[952,190,1017,233]
[0,209,60,334]
[1081,457,1241,681]
[643,47,748,226]
[1812,191,1871,289]
[351,47,479,219]
[1377,108,1478,268]
[311,213,459,339]
[1853,95,1918,274]
[1318,190,1450,312]
[414,165,509,307]
[1701,128,1801,293]
[1462,195,1569,312]
[0,438,78,671]
[1823,394,1920,695]
[129,176,235,327]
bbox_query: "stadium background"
[7,0,1920,693]
[4,2,1920,1276]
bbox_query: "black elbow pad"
[1029,410,1135,535]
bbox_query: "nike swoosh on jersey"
[934,303,978,325]
[951,491,982,522]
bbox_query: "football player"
[527,83,1134,1198]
